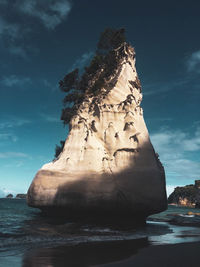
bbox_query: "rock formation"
[168,180,200,208]
[27,40,167,223]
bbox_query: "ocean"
[1,198,200,267]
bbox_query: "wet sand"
[21,239,200,267]
[22,238,148,267]
[100,241,200,267]
[1,200,200,267]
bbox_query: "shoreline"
[20,240,200,267]
[1,200,200,267]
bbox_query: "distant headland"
[168,180,200,208]
[5,193,27,199]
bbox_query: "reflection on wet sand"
[22,238,148,267]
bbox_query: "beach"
[1,199,200,267]
[99,241,200,267]
[10,240,200,267]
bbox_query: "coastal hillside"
[168,180,200,208]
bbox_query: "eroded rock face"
[27,44,167,221]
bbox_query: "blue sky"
[0,0,199,197]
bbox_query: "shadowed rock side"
[27,44,167,223]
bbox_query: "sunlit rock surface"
[27,44,167,222]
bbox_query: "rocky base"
[39,206,147,227]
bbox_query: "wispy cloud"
[143,79,188,96]
[0,152,29,159]
[151,127,200,153]
[0,116,31,129]
[151,127,200,184]
[8,45,28,59]
[0,188,16,197]
[0,17,28,59]
[143,49,200,97]
[0,0,72,58]
[146,117,173,122]
[1,75,31,87]
[0,133,18,142]
[40,113,60,123]
[0,17,20,40]
[187,50,200,73]
[70,51,94,73]
[43,79,58,92]
[18,0,72,30]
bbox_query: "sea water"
[1,198,200,267]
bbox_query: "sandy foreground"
[21,239,200,267]
[98,241,200,267]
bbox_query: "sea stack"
[27,30,167,223]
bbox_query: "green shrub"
[168,185,198,204]
[59,28,128,126]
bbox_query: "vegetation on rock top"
[59,28,131,126]
[54,28,134,159]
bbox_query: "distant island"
[16,194,27,199]
[6,194,27,199]
[6,194,13,198]
[168,180,200,208]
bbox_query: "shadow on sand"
[22,238,149,267]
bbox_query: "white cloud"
[147,117,173,122]
[0,116,31,129]
[0,188,17,198]
[0,133,18,142]
[0,17,20,40]
[150,127,200,184]
[0,189,5,198]
[0,152,29,159]
[43,79,58,92]
[143,79,188,96]
[166,185,179,197]
[187,50,200,73]
[0,18,28,58]
[180,128,200,151]
[40,113,60,123]
[19,0,72,30]
[151,127,200,153]
[0,0,72,58]
[1,75,31,87]
[8,45,28,59]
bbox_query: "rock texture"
[27,44,167,222]
[168,180,200,208]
